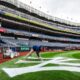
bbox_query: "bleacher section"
[5,28,80,43]
[0,0,80,51]
[0,6,80,34]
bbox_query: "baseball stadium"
[0,0,80,80]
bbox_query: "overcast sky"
[18,0,80,23]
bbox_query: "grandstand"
[0,0,80,80]
[0,0,80,52]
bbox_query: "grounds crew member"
[25,45,43,60]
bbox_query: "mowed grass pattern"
[0,50,80,80]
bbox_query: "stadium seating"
[0,0,80,50]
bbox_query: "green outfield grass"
[0,50,80,80]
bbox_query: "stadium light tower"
[39,6,42,9]
[47,11,49,13]
[39,6,42,16]
[29,0,32,5]
[39,6,42,12]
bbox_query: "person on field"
[25,45,43,60]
